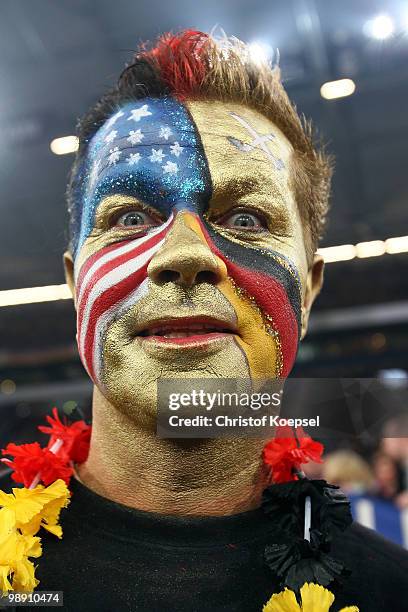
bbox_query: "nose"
[147,213,227,287]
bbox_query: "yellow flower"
[0,565,13,593]
[10,556,39,593]
[0,508,15,540]
[0,480,70,593]
[0,508,41,594]
[263,583,359,612]
[0,479,70,537]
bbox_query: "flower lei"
[263,582,358,612]
[0,408,91,593]
[262,426,358,610]
[0,413,359,610]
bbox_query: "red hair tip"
[143,30,210,97]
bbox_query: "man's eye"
[219,210,266,230]
[114,210,157,228]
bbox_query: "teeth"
[162,331,209,338]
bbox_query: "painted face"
[72,98,308,423]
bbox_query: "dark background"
[0,0,407,448]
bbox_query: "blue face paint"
[73,97,210,256]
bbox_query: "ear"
[63,251,77,308]
[300,253,324,340]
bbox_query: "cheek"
[217,275,283,378]
[73,221,172,385]
[199,225,302,378]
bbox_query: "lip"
[133,315,238,347]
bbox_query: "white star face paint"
[127,104,152,122]
[71,98,304,420]
[73,98,209,255]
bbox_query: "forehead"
[77,98,209,251]
[186,99,294,209]
[76,97,295,252]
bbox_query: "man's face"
[66,97,320,425]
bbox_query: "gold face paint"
[73,99,306,426]
[181,212,283,379]
[101,212,251,426]
[185,100,308,285]
[74,194,166,276]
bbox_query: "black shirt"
[2,474,408,611]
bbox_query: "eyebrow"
[210,176,261,205]
[210,173,289,211]
[208,170,293,235]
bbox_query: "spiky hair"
[67,30,332,262]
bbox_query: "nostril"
[154,269,220,286]
[196,270,219,285]
[157,270,180,284]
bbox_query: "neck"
[76,387,271,516]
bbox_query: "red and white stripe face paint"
[70,98,312,420]
[75,214,174,387]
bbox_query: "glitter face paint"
[74,98,209,256]
[72,98,305,408]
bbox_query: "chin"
[100,377,159,429]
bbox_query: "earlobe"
[63,251,77,308]
[300,253,324,340]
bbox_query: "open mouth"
[135,317,237,344]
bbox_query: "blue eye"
[221,210,266,230]
[115,210,157,228]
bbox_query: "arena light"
[318,234,408,263]
[355,240,386,258]
[0,379,16,395]
[248,41,273,64]
[1,235,408,307]
[50,135,79,155]
[317,244,356,263]
[385,235,408,254]
[320,79,356,100]
[364,14,395,40]
[0,284,72,307]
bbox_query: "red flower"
[1,442,73,487]
[38,407,91,463]
[263,426,324,484]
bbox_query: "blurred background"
[0,0,407,545]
